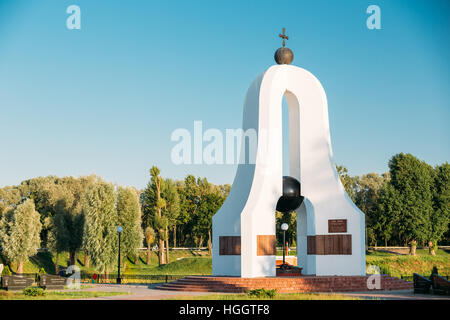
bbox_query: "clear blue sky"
[0,0,449,189]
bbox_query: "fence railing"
[2,272,449,286]
[0,272,205,286]
[400,274,449,283]
[78,272,204,284]
[368,246,450,250]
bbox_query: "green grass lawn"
[0,290,128,300]
[1,249,211,275]
[124,255,211,275]
[170,293,362,300]
[366,248,450,277]
[276,250,297,256]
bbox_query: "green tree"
[176,175,198,247]
[117,187,143,265]
[276,210,297,247]
[384,153,435,246]
[0,186,22,217]
[175,175,229,248]
[141,166,167,265]
[44,176,97,270]
[82,181,117,275]
[354,173,386,246]
[161,179,180,263]
[336,164,357,202]
[431,163,450,244]
[0,199,42,274]
[376,183,401,246]
[144,226,155,265]
[196,190,225,254]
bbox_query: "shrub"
[247,288,277,299]
[2,265,12,276]
[23,287,47,297]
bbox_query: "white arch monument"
[212,40,365,278]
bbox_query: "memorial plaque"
[40,274,66,290]
[328,219,347,233]
[219,236,241,255]
[307,234,352,255]
[1,275,34,291]
[257,235,277,256]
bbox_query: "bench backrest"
[432,274,450,288]
[413,273,432,286]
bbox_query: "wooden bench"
[1,275,35,291]
[39,274,66,290]
[431,274,450,296]
[413,273,432,294]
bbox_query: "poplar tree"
[142,166,167,266]
[117,187,143,265]
[0,199,42,274]
[82,181,117,275]
[161,179,180,263]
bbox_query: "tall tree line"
[0,168,230,273]
[0,175,143,275]
[141,169,229,265]
[0,152,447,274]
[337,153,449,247]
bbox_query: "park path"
[75,284,449,300]
[339,289,450,300]
[75,283,214,300]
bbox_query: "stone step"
[156,275,414,293]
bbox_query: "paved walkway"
[74,284,450,300]
[340,289,450,300]
[76,283,214,300]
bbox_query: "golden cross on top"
[279,27,288,47]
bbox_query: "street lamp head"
[117,226,123,233]
[281,223,289,231]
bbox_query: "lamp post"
[116,226,123,284]
[281,223,289,269]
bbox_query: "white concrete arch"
[212,64,365,277]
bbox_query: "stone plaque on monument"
[1,275,34,291]
[39,274,66,290]
[328,219,347,233]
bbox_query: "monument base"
[276,266,303,277]
[156,275,412,293]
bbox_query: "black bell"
[276,176,304,213]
